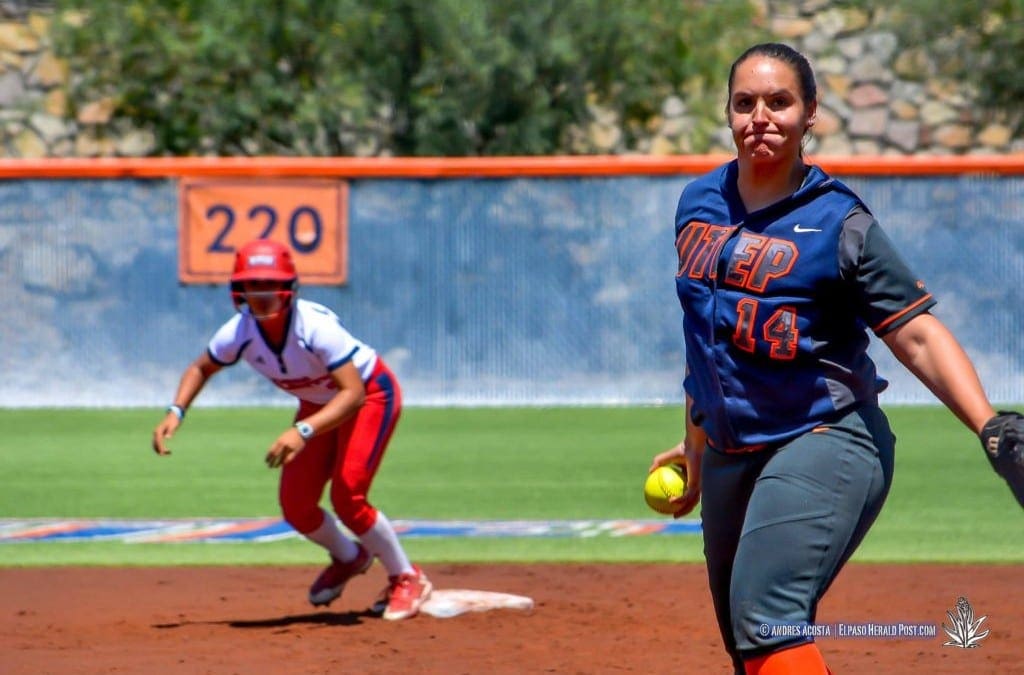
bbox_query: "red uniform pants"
[279,358,402,537]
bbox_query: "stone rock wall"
[1,0,1019,157]
[639,0,1023,156]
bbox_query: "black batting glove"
[978,411,1024,509]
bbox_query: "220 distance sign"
[178,178,348,284]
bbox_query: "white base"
[419,589,535,618]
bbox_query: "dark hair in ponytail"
[726,42,817,112]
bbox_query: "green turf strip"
[0,406,1020,565]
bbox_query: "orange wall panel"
[178,178,348,284]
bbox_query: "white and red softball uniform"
[208,297,401,536]
[208,298,379,404]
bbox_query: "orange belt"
[707,439,768,454]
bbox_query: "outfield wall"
[3,157,1024,407]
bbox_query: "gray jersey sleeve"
[838,206,936,336]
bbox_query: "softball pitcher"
[651,43,1024,674]
[152,238,432,621]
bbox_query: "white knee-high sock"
[303,509,360,562]
[358,511,413,577]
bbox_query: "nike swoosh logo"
[793,224,822,233]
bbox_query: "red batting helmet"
[229,239,298,313]
[231,239,297,283]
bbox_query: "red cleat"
[382,566,433,621]
[308,544,372,607]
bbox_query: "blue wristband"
[167,404,186,420]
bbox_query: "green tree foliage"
[851,0,1024,133]
[53,0,767,156]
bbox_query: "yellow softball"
[643,464,687,515]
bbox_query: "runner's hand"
[265,427,306,468]
[152,413,180,456]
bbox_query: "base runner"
[152,238,431,620]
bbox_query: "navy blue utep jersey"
[674,161,935,450]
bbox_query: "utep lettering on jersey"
[677,223,796,292]
[674,183,857,366]
[676,219,810,363]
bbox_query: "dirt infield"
[3,563,1021,674]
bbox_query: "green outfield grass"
[0,406,1020,566]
